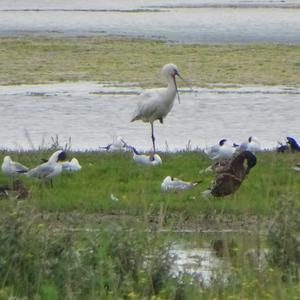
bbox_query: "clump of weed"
[267,195,300,282]
[49,134,72,151]
[0,205,179,299]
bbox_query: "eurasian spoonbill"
[131,63,184,152]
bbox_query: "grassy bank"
[0,150,299,227]
[0,36,300,86]
[0,151,300,299]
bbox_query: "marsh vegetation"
[1,36,300,299]
[0,149,299,299]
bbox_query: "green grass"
[0,151,300,299]
[0,150,299,229]
[0,36,300,86]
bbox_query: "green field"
[0,150,300,299]
[1,151,299,220]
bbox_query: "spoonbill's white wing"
[132,89,172,122]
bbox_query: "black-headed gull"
[205,139,236,162]
[239,136,261,152]
[287,136,300,152]
[161,176,201,192]
[1,156,28,176]
[26,150,66,186]
[130,146,162,166]
[100,136,127,152]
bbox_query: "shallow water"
[169,243,224,285]
[0,82,299,151]
[0,0,300,43]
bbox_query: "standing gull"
[131,63,184,152]
[239,136,261,152]
[205,139,237,162]
[26,150,66,186]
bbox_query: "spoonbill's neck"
[165,75,177,101]
[165,75,176,88]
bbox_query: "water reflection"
[169,236,268,286]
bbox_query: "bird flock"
[2,150,81,180]
[1,64,299,199]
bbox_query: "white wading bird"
[61,158,81,172]
[131,63,185,153]
[129,146,162,166]
[26,150,66,186]
[1,156,29,177]
[161,176,201,192]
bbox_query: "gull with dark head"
[287,136,300,152]
[131,63,185,153]
[100,136,128,152]
[277,136,300,153]
[129,146,162,166]
[26,150,66,186]
[239,136,261,152]
[205,139,237,163]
